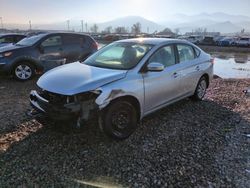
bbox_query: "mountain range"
[3,12,250,34]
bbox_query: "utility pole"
[0,17,3,29]
[67,20,70,31]
[29,20,32,30]
[81,20,84,32]
[85,22,88,33]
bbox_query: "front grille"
[39,90,68,105]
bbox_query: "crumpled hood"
[37,62,127,95]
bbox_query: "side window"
[41,36,62,47]
[63,35,80,45]
[0,36,15,43]
[194,47,201,57]
[177,44,195,63]
[80,37,86,48]
[15,36,25,43]
[148,45,175,68]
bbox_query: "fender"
[95,89,143,119]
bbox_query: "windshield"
[16,35,43,46]
[84,42,153,70]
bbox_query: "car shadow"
[0,97,249,187]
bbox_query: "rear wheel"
[99,100,138,140]
[13,62,35,81]
[191,76,208,101]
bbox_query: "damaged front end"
[29,88,100,123]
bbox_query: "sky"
[1,0,250,24]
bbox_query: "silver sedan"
[29,38,213,140]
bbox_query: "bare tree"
[104,26,112,34]
[115,27,127,34]
[131,22,141,34]
[174,28,180,35]
[90,24,98,33]
[240,28,245,34]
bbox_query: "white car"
[236,37,250,47]
[29,38,213,140]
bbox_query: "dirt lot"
[0,76,249,187]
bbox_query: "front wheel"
[99,100,138,140]
[13,62,35,81]
[191,77,208,101]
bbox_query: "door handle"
[195,66,200,71]
[172,72,178,78]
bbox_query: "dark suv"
[0,33,26,48]
[0,32,98,81]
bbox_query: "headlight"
[0,52,13,58]
[91,89,102,95]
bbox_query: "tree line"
[90,22,176,35]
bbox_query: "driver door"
[142,45,183,113]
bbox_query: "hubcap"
[15,65,32,80]
[197,80,207,99]
[112,111,130,129]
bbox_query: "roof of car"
[25,31,92,38]
[117,38,188,45]
[0,33,26,37]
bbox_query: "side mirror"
[147,62,164,72]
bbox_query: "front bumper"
[29,90,81,120]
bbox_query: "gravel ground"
[0,76,249,187]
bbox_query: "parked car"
[236,37,250,47]
[29,38,213,140]
[217,37,237,46]
[187,35,203,44]
[0,33,26,48]
[200,36,216,45]
[0,32,98,81]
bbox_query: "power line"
[85,22,88,33]
[29,20,32,30]
[81,20,83,32]
[66,20,70,31]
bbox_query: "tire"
[13,62,35,81]
[191,76,208,101]
[99,100,138,140]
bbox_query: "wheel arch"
[102,95,141,121]
[11,57,41,73]
[201,73,210,88]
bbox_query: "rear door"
[176,44,201,94]
[62,34,82,63]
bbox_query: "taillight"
[211,58,215,64]
[92,42,99,50]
